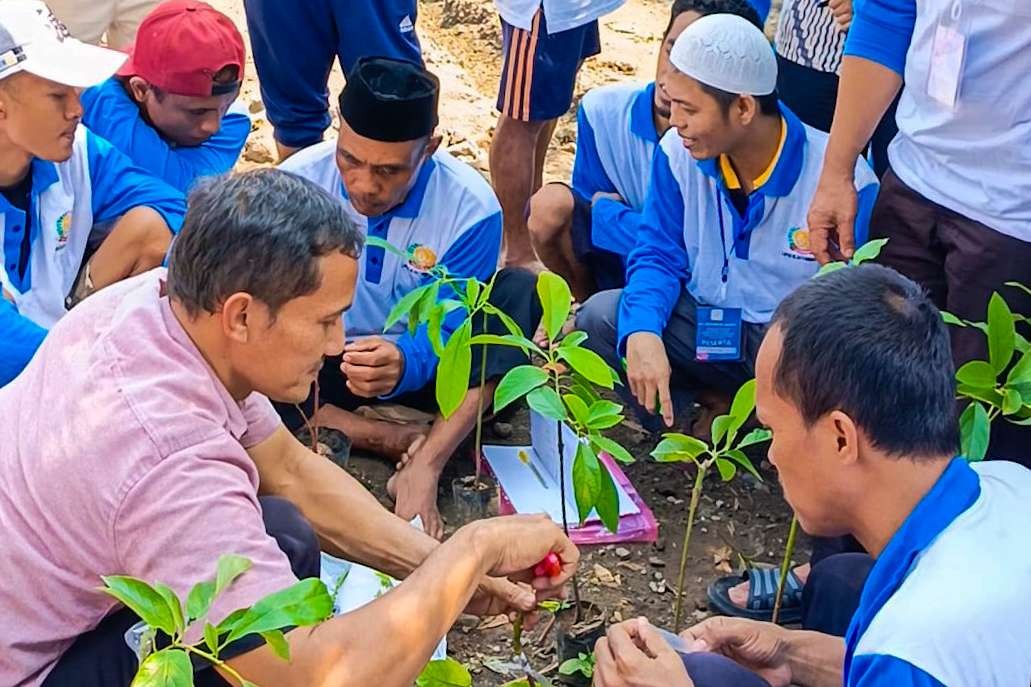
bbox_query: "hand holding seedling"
[680,616,794,687]
[594,618,695,687]
[342,336,404,397]
[472,515,579,591]
[625,332,674,427]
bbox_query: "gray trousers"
[576,288,766,430]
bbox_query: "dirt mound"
[439,0,493,29]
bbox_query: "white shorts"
[47,0,160,49]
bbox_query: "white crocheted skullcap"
[669,13,776,96]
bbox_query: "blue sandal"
[706,567,804,625]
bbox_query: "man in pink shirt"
[0,169,577,686]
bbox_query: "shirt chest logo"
[783,226,815,262]
[55,212,72,250]
[404,244,438,275]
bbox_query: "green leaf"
[556,346,617,389]
[416,658,473,687]
[260,629,291,662]
[736,428,772,450]
[589,433,634,464]
[562,393,591,427]
[152,583,185,637]
[537,272,572,343]
[987,292,1016,375]
[587,400,622,423]
[651,433,708,463]
[850,237,889,265]
[715,458,737,481]
[527,386,566,420]
[482,302,527,339]
[130,649,192,687]
[955,360,997,389]
[595,460,620,533]
[187,581,216,623]
[956,383,1005,408]
[941,310,967,327]
[464,278,481,309]
[816,261,847,276]
[572,442,602,524]
[726,379,757,444]
[215,554,253,598]
[203,622,220,655]
[725,449,762,481]
[1005,281,1031,298]
[101,577,178,636]
[467,333,543,358]
[384,283,434,331]
[436,320,473,418]
[585,413,622,430]
[214,608,248,636]
[494,365,549,413]
[568,374,602,405]
[560,331,589,349]
[1006,350,1031,388]
[711,414,733,449]
[959,402,991,462]
[1002,388,1022,415]
[410,281,442,336]
[427,303,447,357]
[224,578,333,644]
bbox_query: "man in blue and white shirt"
[807,0,1031,466]
[282,58,539,539]
[596,266,1031,687]
[0,1,186,387]
[577,14,878,430]
[80,0,251,194]
[527,0,763,302]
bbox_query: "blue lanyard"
[716,188,732,287]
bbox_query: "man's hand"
[593,191,624,206]
[464,576,540,618]
[682,616,793,687]
[626,332,673,427]
[828,0,853,31]
[342,337,404,397]
[467,515,578,595]
[594,618,695,687]
[391,460,445,541]
[807,166,858,264]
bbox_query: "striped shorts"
[496,8,601,122]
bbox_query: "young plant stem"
[673,462,708,632]
[554,370,582,622]
[473,311,489,487]
[771,514,800,625]
[183,644,248,687]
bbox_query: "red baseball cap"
[117,0,244,97]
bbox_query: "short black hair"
[770,264,959,459]
[168,169,363,318]
[665,0,764,36]
[699,82,781,117]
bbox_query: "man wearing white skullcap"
[577,13,879,431]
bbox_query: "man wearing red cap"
[81,0,251,193]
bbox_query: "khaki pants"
[47,0,159,49]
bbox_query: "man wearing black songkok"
[281,58,541,539]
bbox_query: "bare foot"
[377,425,428,463]
[727,563,812,608]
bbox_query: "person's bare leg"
[316,404,428,463]
[79,207,172,303]
[728,563,812,607]
[533,118,559,189]
[491,114,551,269]
[387,381,497,540]
[528,183,594,302]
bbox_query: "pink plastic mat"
[491,452,659,545]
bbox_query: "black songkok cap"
[339,57,440,143]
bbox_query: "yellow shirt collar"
[719,116,787,191]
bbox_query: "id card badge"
[696,307,743,362]
[927,1,967,109]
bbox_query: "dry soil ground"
[210,1,796,682]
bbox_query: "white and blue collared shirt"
[280,141,502,397]
[617,104,879,350]
[845,458,1031,686]
[0,126,186,386]
[572,81,659,258]
[493,0,625,34]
